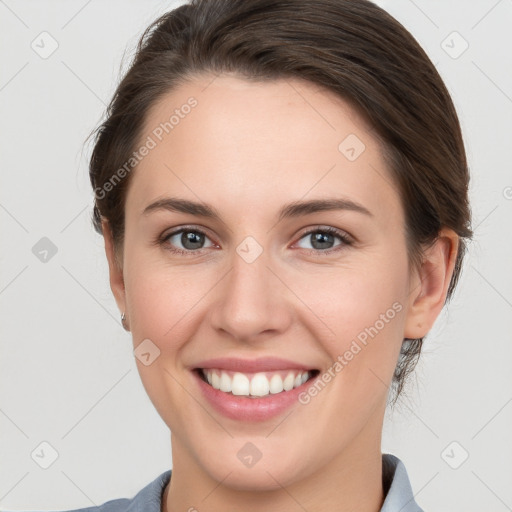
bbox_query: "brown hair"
[88,0,472,406]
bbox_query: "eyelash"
[157,225,353,257]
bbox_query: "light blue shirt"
[8,453,424,512]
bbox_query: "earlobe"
[101,218,127,316]
[404,228,459,339]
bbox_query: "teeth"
[201,369,311,397]
[211,372,221,390]
[250,373,270,397]
[269,374,284,394]
[220,372,232,392]
[283,373,295,391]
[232,373,250,395]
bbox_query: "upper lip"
[193,357,317,373]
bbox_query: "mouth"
[193,368,320,398]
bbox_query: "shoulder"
[3,470,172,512]
[380,453,426,512]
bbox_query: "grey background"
[0,0,511,510]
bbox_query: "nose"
[208,245,294,344]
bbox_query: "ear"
[101,218,127,318]
[404,228,459,339]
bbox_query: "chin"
[196,442,315,493]
[210,462,301,492]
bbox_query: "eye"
[157,225,352,257]
[294,226,352,255]
[159,227,216,255]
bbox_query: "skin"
[102,73,459,512]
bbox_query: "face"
[104,74,437,491]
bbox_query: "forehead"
[126,74,401,223]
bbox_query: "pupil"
[182,231,204,250]
[311,232,333,250]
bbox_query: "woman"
[27,0,474,510]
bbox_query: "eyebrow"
[142,196,373,221]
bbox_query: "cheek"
[124,251,211,344]
[122,255,212,429]
[294,275,407,438]
[297,261,408,345]
[292,254,409,396]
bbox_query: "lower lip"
[192,370,318,422]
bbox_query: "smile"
[191,357,321,421]
[198,368,319,398]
